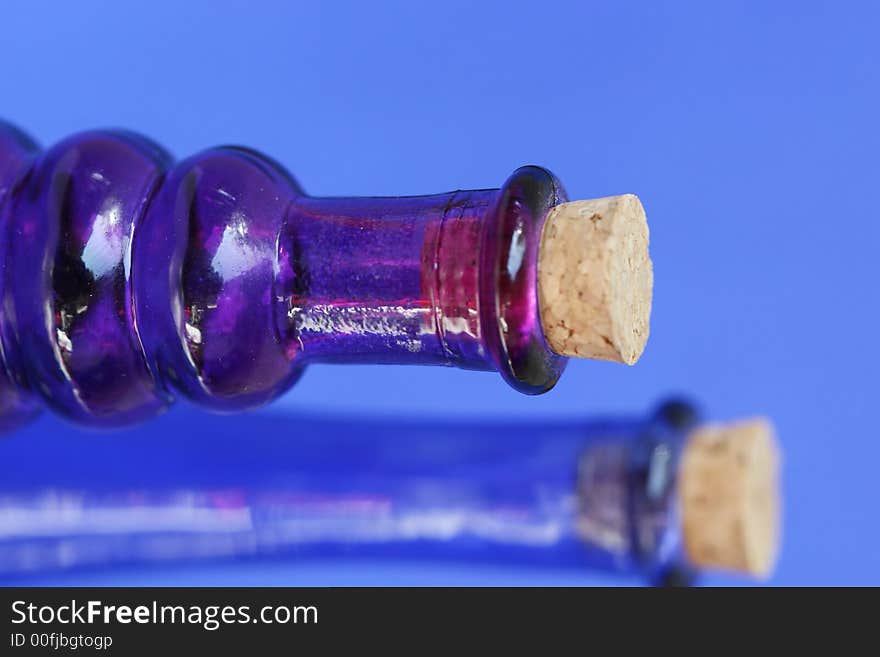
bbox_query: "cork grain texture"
[537,195,652,364]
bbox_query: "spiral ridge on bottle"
[0,123,303,428]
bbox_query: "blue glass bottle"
[0,400,746,585]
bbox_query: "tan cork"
[537,195,652,365]
[679,418,781,578]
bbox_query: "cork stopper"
[537,195,652,365]
[679,418,781,578]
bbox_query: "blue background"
[1,0,877,585]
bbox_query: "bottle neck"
[276,164,568,397]
[280,190,497,369]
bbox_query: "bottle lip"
[607,401,702,583]
[480,166,568,395]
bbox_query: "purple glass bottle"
[0,122,569,428]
